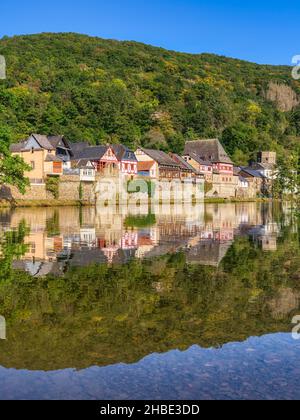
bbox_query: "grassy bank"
[204,197,275,204]
[0,197,279,208]
[0,199,95,208]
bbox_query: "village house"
[10,134,66,184]
[135,148,205,202]
[251,152,277,180]
[137,160,157,178]
[169,153,203,179]
[234,167,250,198]
[72,143,137,178]
[7,130,279,203]
[73,159,96,182]
[72,145,119,175]
[135,148,183,179]
[239,167,267,197]
[47,135,73,170]
[182,152,213,182]
[183,139,236,198]
[112,144,138,178]
[249,151,277,195]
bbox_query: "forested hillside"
[0,33,300,164]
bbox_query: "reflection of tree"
[0,226,299,371]
[46,211,60,237]
[124,213,156,228]
[0,221,29,278]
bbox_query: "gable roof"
[170,153,197,173]
[184,139,233,164]
[31,134,55,150]
[139,148,182,169]
[70,142,91,158]
[74,159,95,169]
[10,134,68,153]
[233,166,242,176]
[72,145,110,161]
[184,151,213,166]
[112,144,137,162]
[48,135,72,152]
[240,167,266,179]
[250,162,275,171]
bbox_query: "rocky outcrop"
[268,288,300,319]
[265,82,299,112]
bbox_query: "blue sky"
[0,0,298,65]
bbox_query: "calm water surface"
[0,202,300,400]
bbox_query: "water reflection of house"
[80,227,97,247]
[12,260,64,277]
[186,239,233,267]
[69,249,108,267]
[135,227,159,259]
[185,220,234,267]
[261,236,277,252]
[96,230,138,263]
[247,222,279,252]
[6,202,286,276]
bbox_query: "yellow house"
[135,148,183,179]
[10,134,63,184]
[182,152,213,183]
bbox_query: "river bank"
[0,197,278,208]
[0,199,94,208]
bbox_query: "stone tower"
[258,151,277,166]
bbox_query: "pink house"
[183,139,233,181]
[112,145,138,177]
[72,144,137,177]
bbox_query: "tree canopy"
[0,33,299,164]
[0,128,30,193]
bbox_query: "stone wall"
[96,177,205,205]
[0,175,97,203]
[58,175,96,202]
[0,183,47,201]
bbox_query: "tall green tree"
[0,129,30,194]
[272,153,299,199]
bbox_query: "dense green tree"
[0,33,299,158]
[221,122,259,163]
[0,129,30,194]
[272,153,300,199]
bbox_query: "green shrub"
[46,176,60,199]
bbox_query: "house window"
[30,161,35,169]
[29,242,36,254]
[53,162,62,173]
